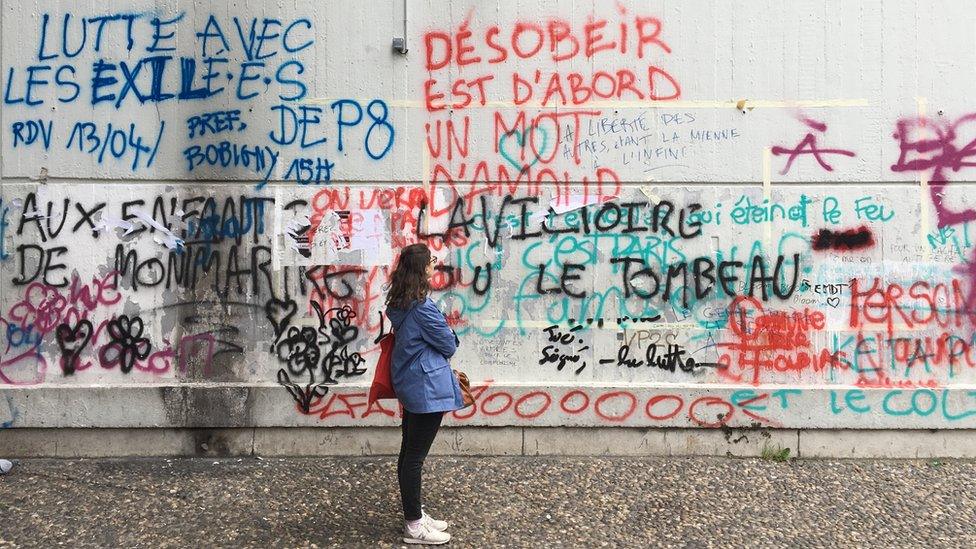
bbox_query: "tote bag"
[367,332,396,406]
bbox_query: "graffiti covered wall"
[4,0,976,432]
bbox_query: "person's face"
[426,254,436,280]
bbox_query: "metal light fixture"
[392,0,408,53]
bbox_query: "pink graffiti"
[771,118,856,175]
[6,271,121,335]
[891,113,976,227]
[891,113,976,319]
[69,318,219,377]
[8,285,67,335]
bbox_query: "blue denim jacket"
[386,298,463,413]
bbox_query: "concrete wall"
[3,0,976,454]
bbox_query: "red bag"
[367,333,397,406]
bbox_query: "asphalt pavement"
[1,456,975,547]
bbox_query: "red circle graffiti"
[560,390,590,414]
[480,392,514,416]
[593,391,637,422]
[452,402,478,421]
[311,187,346,213]
[645,394,684,421]
[514,391,552,419]
[592,71,617,98]
[727,295,764,341]
[688,397,734,428]
[511,22,544,58]
[716,352,741,382]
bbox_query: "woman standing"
[385,243,464,545]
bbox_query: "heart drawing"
[265,297,298,342]
[55,319,94,376]
[498,126,550,171]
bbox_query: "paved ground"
[1,456,975,548]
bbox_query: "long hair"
[385,243,432,310]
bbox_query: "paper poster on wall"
[273,189,392,268]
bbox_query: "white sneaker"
[403,522,451,545]
[422,510,449,532]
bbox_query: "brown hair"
[385,243,432,309]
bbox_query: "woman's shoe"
[403,522,451,545]
[422,509,449,531]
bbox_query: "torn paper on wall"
[273,190,391,268]
[528,194,620,226]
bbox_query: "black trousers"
[397,409,444,521]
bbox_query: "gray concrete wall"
[5,427,976,459]
[4,1,976,456]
